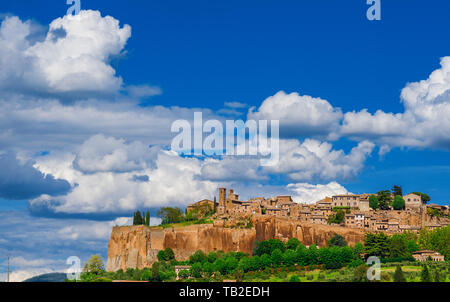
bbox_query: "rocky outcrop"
[106,216,366,272]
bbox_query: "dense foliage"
[78,228,449,282]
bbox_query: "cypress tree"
[434,270,440,282]
[146,210,150,226]
[393,265,406,282]
[421,265,431,282]
[136,210,142,225]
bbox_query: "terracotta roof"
[412,250,440,255]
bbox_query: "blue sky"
[0,0,450,280]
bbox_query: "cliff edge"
[106,216,366,272]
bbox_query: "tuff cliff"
[106,216,366,272]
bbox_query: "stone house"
[310,214,328,225]
[412,250,445,262]
[387,220,400,233]
[403,193,423,211]
[332,194,361,209]
[187,199,216,214]
[345,213,365,229]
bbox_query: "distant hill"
[23,273,67,282]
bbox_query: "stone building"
[332,194,361,209]
[187,199,216,214]
[403,193,423,211]
[412,250,445,262]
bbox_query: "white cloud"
[248,91,343,139]
[5,256,59,268]
[2,268,55,282]
[341,57,450,150]
[0,10,131,97]
[264,138,374,181]
[29,136,219,215]
[287,182,348,204]
[200,157,267,182]
[58,217,132,241]
[0,96,218,153]
[0,211,127,281]
[125,84,162,99]
[73,134,158,173]
[224,101,247,109]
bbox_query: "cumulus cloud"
[200,157,267,182]
[264,139,374,182]
[73,134,159,174]
[28,136,218,215]
[342,57,450,150]
[0,152,71,200]
[248,91,343,139]
[287,182,348,204]
[0,10,131,98]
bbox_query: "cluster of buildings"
[187,188,450,233]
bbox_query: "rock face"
[106,216,366,272]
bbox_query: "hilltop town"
[187,187,450,233]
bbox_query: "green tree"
[392,185,403,196]
[189,250,207,264]
[353,242,364,258]
[392,195,405,210]
[393,265,406,282]
[84,255,105,275]
[283,250,297,266]
[141,269,152,281]
[157,207,185,224]
[202,262,215,277]
[238,257,251,272]
[133,210,144,225]
[420,265,431,282]
[233,268,244,282]
[389,234,410,258]
[270,249,283,267]
[260,254,272,268]
[376,190,393,210]
[289,275,300,282]
[164,248,175,261]
[207,251,218,263]
[364,233,390,259]
[157,250,166,262]
[418,226,450,259]
[434,270,440,282]
[369,195,379,210]
[353,265,368,282]
[328,233,348,247]
[286,238,300,250]
[145,210,150,226]
[151,262,160,282]
[224,256,239,274]
[178,269,190,280]
[253,239,285,256]
[190,262,203,278]
[328,210,345,224]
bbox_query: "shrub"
[381,272,392,282]
[92,277,112,282]
[289,275,300,282]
